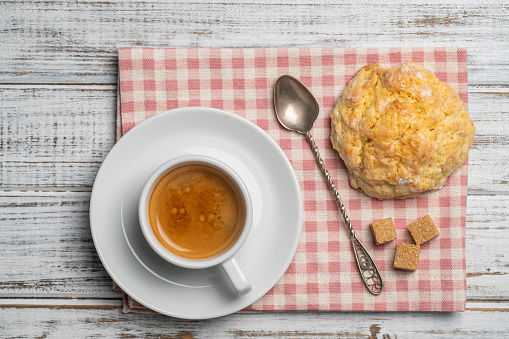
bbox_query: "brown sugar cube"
[370,218,397,245]
[407,215,440,245]
[393,243,420,271]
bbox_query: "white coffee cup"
[138,154,252,295]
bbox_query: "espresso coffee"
[148,163,245,259]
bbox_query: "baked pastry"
[330,62,475,200]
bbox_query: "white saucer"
[90,107,303,319]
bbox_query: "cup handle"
[221,257,251,295]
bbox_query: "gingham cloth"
[116,47,468,312]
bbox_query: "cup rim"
[138,154,253,269]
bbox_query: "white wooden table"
[1,1,508,337]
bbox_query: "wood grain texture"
[1,303,509,338]
[466,195,509,299]
[1,85,508,191]
[0,1,508,85]
[0,85,116,188]
[0,191,114,298]
[0,191,507,299]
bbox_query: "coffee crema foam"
[148,164,245,259]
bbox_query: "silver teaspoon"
[274,75,383,295]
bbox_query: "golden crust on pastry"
[330,62,475,200]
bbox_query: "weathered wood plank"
[1,85,508,192]
[0,298,122,308]
[0,191,507,299]
[0,191,115,298]
[1,302,508,338]
[466,195,509,299]
[0,85,117,188]
[467,86,509,192]
[0,0,508,85]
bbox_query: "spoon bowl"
[274,75,319,133]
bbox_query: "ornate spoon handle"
[305,132,383,295]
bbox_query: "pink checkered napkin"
[116,47,468,312]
